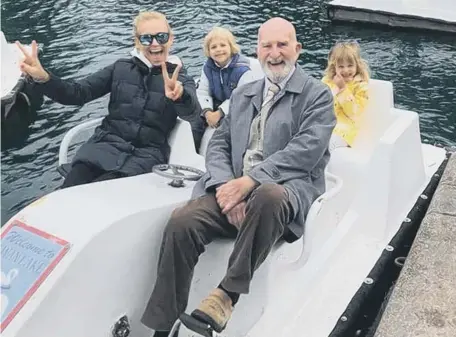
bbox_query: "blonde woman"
[16,11,201,187]
[322,41,370,151]
[197,27,263,128]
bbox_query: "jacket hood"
[130,48,182,68]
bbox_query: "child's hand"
[333,74,346,90]
[206,110,222,128]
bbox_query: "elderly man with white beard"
[141,17,336,337]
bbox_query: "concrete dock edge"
[374,153,456,337]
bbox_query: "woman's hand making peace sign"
[161,62,183,101]
[15,40,50,82]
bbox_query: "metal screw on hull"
[364,277,374,285]
[394,257,406,268]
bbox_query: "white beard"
[262,59,293,83]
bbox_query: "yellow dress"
[322,75,369,146]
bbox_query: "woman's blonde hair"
[133,11,172,47]
[324,41,370,82]
[203,27,240,58]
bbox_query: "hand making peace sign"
[161,62,183,101]
[15,40,50,82]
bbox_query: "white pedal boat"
[0,79,447,337]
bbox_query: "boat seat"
[351,79,395,153]
[57,117,103,177]
[57,117,205,177]
[199,126,215,157]
[326,79,395,206]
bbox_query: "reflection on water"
[1,0,455,224]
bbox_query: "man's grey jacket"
[192,66,336,242]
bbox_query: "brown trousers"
[141,183,293,331]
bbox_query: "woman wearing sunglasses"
[15,11,202,188]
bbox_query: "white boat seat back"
[351,79,395,153]
[168,118,205,170]
[327,79,395,176]
[199,126,216,157]
[325,79,396,227]
[58,117,104,167]
[58,118,205,172]
[326,79,430,242]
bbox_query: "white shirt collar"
[214,57,233,69]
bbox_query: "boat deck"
[327,0,456,33]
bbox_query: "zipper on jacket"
[134,71,151,146]
[219,69,224,85]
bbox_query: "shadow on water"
[1,0,456,225]
[1,104,39,151]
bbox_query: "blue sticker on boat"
[1,220,70,331]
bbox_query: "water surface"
[1,0,455,224]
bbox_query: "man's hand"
[206,110,222,128]
[226,201,246,229]
[162,62,183,101]
[216,176,257,214]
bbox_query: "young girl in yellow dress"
[323,41,370,151]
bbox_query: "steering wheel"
[152,164,204,187]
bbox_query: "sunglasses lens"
[155,33,169,44]
[139,35,152,46]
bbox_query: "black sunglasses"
[137,33,170,46]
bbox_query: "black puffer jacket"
[38,56,202,175]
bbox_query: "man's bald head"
[257,17,301,83]
[258,17,297,43]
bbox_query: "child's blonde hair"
[203,27,240,58]
[133,11,172,47]
[324,41,370,82]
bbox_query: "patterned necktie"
[258,83,280,150]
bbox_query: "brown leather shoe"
[191,288,233,332]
